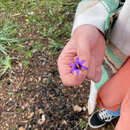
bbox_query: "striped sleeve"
[72,0,119,35]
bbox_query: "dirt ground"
[0,50,118,130]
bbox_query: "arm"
[58,0,119,86]
[72,0,119,35]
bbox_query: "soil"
[0,50,118,130]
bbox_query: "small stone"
[82,106,87,112]
[17,120,28,126]
[19,127,25,130]
[19,63,23,68]
[37,114,45,125]
[38,109,44,115]
[42,78,47,84]
[30,78,33,82]
[62,120,67,125]
[79,85,83,88]
[28,11,34,15]
[48,73,52,77]
[38,77,41,82]
[21,103,28,110]
[85,114,88,119]
[9,98,12,101]
[37,119,44,125]
[42,61,46,66]
[28,125,31,128]
[73,105,82,112]
[42,114,46,122]
[32,49,37,53]
[37,119,43,125]
[28,112,34,119]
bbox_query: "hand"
[58,25,105,86]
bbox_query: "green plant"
[0,22,19,76]
[48,41,64,55]
[0,22,18,54]
[80,121,87,129]
[0,56,12,77]
[22,60,30,68]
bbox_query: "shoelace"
[98,109,113,122]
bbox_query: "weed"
[48,40,64,55]
[0,56,12,77]
[80,121,87,129]
[0,22,18,55]
[0,22,19,76]
[22,60,30,68]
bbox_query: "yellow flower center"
[76,64,80,69]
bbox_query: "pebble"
[17,120,28,126]
[21,103,28,110]
[42,114,46,122]
[38,109,44,115]
[38,77,41,82]
[42,78,47,84]
[73,105,82,112]
[28,11,34,15]
[79,85,83,88]
[85,114,88,119]
[28,125,31,128]
[32,49,37,53]
[28,112,34,119]
[42,61,46,66]
[48,73,52,77]
[37,119,43,125]
[19,127,25,130]
[37,114,46,125]
[9,98,12,101]
[62,120,67,125]
[82,106,87,112]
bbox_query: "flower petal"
[70,68,75,73]
[81,65,88,70]
[75,57,79,63]
[80,60,86,65]
[69,63,75,67]
[76,69,80,75]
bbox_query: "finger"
[94,66,102,82]
[58,40,85,86]
[87,57,96,81]
[77,37,90,76]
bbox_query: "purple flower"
[69,57,88,75]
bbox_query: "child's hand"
[57,25,105,86]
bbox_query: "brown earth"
[0,50,118,130]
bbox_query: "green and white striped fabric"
[72,0,120,34]
[71,0,126,114]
